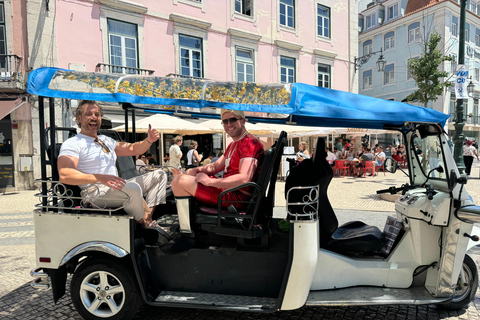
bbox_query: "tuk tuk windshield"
[413,133,447,180]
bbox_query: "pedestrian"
[169,136,183,169]
[463,140,479,177]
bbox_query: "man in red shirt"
[171,109,265,234]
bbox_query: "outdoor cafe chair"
[392,154,405,168]
[362,161,375,177]
[334,160,349,177]
[375,160,386,176]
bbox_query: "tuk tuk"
[28,67,479,320]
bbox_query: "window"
[387,4,398,20]
[179,34,203,78]
[407,57,419,80]
[466,26,470,42]
[280,56,295,83]
[408,22,420,43]
[317,4,330,38]
[476,30,480,46]
[476,68,480,82]
[317,63,330,88]
[363,70,372,89]
[108,19,138,74]
[235,0,252,16]
[384,31,395,50]
[363,40,373,56]
[452,54,457,73]
[0,2,5,69]
[366,13,376,29]
[471,1,477,13]
[452,16,458,37]
[280,0,295,28]
[384,63,394,84]
[236,47,254,82]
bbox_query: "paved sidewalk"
[3,164,480,319]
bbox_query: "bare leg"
[171,174,198,197]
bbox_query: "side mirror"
[448,169,458,192]
[385,157,398,173]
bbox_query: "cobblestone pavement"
[3,165,480,319]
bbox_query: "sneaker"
[145,221,173,240]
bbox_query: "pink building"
[2,0,358,190]
[55,0,356,90]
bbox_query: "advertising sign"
[455,65,469,99]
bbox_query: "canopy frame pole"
[39,96,47,210]
[160,132,164,166]
[131,108,136,143]
[122,103,129,143]
[49,97,58,208]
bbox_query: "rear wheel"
[71,259,143,320]
[438,254,478,311]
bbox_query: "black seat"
[194,131,288,240]
[285,137,385,255]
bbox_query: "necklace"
[234,130,249,142]
[225,131,249,169]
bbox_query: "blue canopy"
[27,67,450,129]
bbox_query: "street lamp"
[468,77,475,97]
[354,48,386,72]
[376,49,386,73]
[453,0,467,173]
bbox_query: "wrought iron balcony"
[0,55,22,81]
[449,113,480,125]
[165,73,204,80]
[96,63,154,75]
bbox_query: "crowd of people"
[324,137,407,177]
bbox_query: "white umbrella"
[114,113,213,135]
[199,119,272,135]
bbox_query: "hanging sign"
[455,65,469,99]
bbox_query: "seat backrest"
[334,160,343,169]
[285,137,338,246]
[247,131,287,225]
[117,156,139,180]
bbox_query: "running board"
[155,291,277,311]
[306,287,450,307]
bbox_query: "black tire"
[71,258,143,320]
[438,254,478,311]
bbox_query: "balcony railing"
[165,73,205,80]
[449,113,480,125]
[96,63,154,75]
[0,55,22,81]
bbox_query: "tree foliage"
[406,31,454,108]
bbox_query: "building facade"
[358,0,480,140]
[1,0,358,190]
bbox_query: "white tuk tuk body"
[27,68,480,320]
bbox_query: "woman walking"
[463,140,479,177]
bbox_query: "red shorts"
[195,182,250,210]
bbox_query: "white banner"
[455,65,469,99]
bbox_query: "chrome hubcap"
[452,262,473,302]
[79,270,125,318]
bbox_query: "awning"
[0,98,25,120]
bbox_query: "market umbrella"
[114,113,213,135]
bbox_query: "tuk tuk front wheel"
[438,254,478,311]
[71,259,143,320]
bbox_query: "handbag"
[192,154,199,166]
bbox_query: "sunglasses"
[94,138,110,154]
[221,117,240,125]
